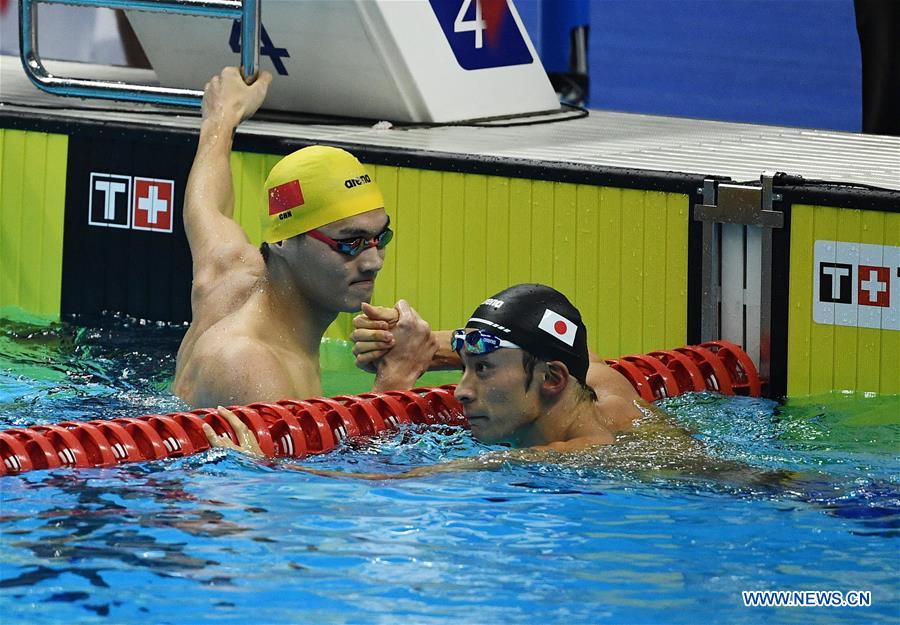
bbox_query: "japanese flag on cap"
[537,308,577,346]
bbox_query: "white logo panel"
[813,240,899,331]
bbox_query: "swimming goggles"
[307,227,393,256]
[451,329,520,354]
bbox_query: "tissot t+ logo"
[813,240,898,331]
[88,172,175,234]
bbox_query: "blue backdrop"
[516,0,862,132]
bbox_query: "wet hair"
[521,351,597,402]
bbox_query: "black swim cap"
[466,284,589,384]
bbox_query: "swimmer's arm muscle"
[184,69,272,281]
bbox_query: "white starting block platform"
[126,0,560,122]
[1,55,898,190]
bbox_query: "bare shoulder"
[177,335,304,407]
[593,393,643,431]
[586,358,641,402]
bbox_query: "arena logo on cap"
[269,179,304,218]
[537,309,577,346]
[344,174,371,189]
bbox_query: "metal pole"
[18,0,260,107]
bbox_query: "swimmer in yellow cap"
[173,67,435,407]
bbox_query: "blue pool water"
[0,311,897,624]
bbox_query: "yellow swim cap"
[262,145,384,244]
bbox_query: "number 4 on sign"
[455,0,486,49]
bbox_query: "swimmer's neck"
[259,261,339,356]
[511,388,603,448]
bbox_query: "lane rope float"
[0,341,760,475]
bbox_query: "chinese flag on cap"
[538,309,577,346]
[268,180,304,215]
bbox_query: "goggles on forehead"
[451,329,520,355]
[307,226,393,257]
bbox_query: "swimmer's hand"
[351,302,400,373]
[201,66,273,128]
[202,406,265,459]
[372,300,437,391]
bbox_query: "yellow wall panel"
[484,176,510,297]
[552,182,578,297]
[596,187,623,357]
[641,191,668,350]
[417,170,444,324]
[788,204,899,396]
[787,206,814,396]
[0,129,67,318]
[507,178,533,287]
[396,167,422,306]
[462,174,488,312]
[575,185,599,352]
[664,192,689,348]
[620,189,646,355]
[438,173,465,329]
[529,181,555,286]
[20,133,47,310]
[1,128,25,308]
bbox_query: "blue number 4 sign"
[229,21,290,76]
[429,0,532,70]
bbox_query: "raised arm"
[185,67,272,283]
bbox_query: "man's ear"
[540,360,570,398]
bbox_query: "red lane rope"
[0,342,761,475]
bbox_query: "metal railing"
[18,0,260,107]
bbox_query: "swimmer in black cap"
[209,285,830,490]
[352,284,644,450]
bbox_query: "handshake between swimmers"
[205,284,649,460]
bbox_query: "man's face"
[454,344,542,445]
[282,208,389,312]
